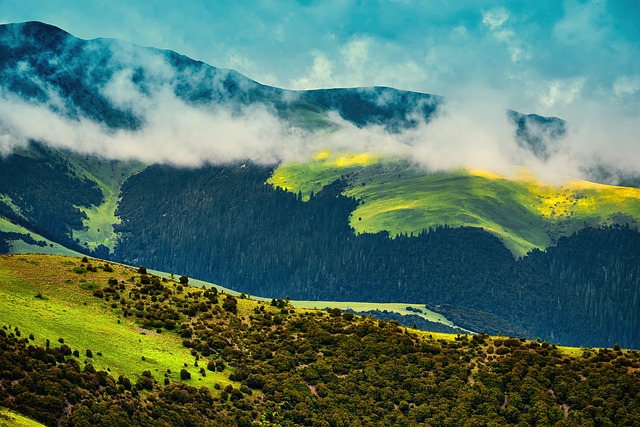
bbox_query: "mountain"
[1,253,640,426]
[1,22,640,349]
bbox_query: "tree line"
[113,164,640,349]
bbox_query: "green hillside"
[1,254,640,426]
[268,151,640,255]
[45,150,145,254]
[0,408,45,427]
[0,217,82,257]
[0,143,145,256]
[0,254,231,389]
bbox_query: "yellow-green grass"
[149,268,464,331]
[269,152,640,256]
[0,217,82,257]
[0,408,45,427]
[413,330,460,342]
[68,155,145,253]
[267,151,382,201]
[0,255,232,389]
[290,300,460,328]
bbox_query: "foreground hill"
[1,254,640,426]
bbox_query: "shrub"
[328,308,342,317]
[223,295,238,314]
[245,375,265,389]
[180,369,191,380]
[343,313,355,321]
[496,347,510,355]
[164,319,176,330]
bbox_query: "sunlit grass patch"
[0,408,45,427]
[268,156,640,256]
[289,300,459,328]
[0,255,231,389]
[0,217,82,257]
[331,152,378,167]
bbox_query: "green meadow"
[0,408,44,427]
[0,255,232,390]
[269,152,640,255]
[0,217,82,257]
[290,300,462,329]
[67,154,145,253]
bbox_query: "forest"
[112,163,640,349]
[1,254,639,426]
[1,145,639,349]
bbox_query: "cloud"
[289,50,335,89]
[613,75,640,98]
[1,4,640,186]
[0,41,311,166]
[538,77,586,108]
[482,7,531,64]
[0,88,308,166]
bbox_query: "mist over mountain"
[1,22,640,349]
[0,21,580,177]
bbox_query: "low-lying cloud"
[0,88,306,165]
[0,40,639,186]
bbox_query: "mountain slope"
[268,153,640,255]
[1,21,640,349]
[111,163,640,348]
[2,254,640,427]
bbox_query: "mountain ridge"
[0,20,565,144]
[1,21,640,349]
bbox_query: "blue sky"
[2,0,639,117]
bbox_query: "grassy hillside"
[0,217,82,257]
[291,300,464,330]
[0,254,231,389]
[1,254,640,426]
[0,408,45,427]
[1,143,145,255]
[61,152,145,254]
[268,152,640,255]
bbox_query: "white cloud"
[613,75,640,98]
[482,7,530,65]
[482,8,509,31]
[289,50,335,89]
[538,77,586,109]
